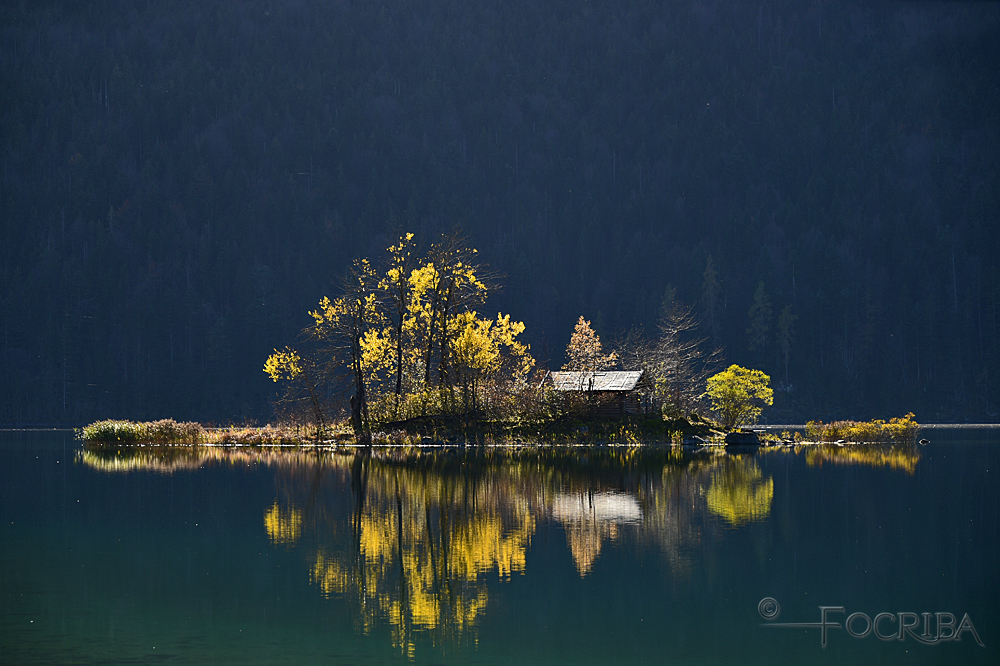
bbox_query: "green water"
[2,431,997,665]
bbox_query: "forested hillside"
[2,0,997,424]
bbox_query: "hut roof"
[547,370,645,392]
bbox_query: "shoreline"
[759,423,999,430]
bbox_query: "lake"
[1,429,997,665]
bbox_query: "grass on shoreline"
[80,419,204,445]
[78,419,343,446]
[79,413,921,447]
[803,413,920,445]
[78,416,718,447]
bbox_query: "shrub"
[79,419,204,445]
[805,413,919,444]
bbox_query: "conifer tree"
[563,316,617,372]
[747,281,772,353]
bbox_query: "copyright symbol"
[758,597,780,620]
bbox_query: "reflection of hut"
[551,491,643,576]
[544,370,650,417]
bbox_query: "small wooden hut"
[543,370,650,418]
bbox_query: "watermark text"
[757,597,985,648]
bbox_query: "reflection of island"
[268,448,776,649]
[78,445,776,653]
[801,443,921,474]
[76,445,330,474]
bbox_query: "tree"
[776,305,797,385]
[613,289,722,417]
[747,281,772,353]
[450,311,534,416]
[305,259,385,442]
[651,290,723,416]
[701,255,722,345]
[380,232,420,416]
[262,346,328,439]
[266,232,533,434]
[406,233,492,396]
[563,316,617,371]
[705,365,774,430]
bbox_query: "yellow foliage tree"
[704,364,773,430]
[450,311,533,415]
[381,232,419,415]
[265,232,534,434]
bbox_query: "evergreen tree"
[747,282,773,354]
[563,317,617,372]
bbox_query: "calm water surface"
[2,430,997,665]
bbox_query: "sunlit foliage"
[262,348,302,382]
[563,316,617,371]
[804,413,920,444]
[265,232,535,437]
[80,419,204,445]
[704,365,774,430]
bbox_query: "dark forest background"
[1,0,997,425]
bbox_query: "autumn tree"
[705,365,774,430]
[650,290,723,416]
[380,232,420,416]
[403,233,493,401]
[304,259,385,442]
[264,257,387,442]
[262,346,328,439]
[450,312,534,416]
[563,316,617,372]
[266,232,533,435]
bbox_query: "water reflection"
[801,443,922,474]
[76,444,329,473]
[303,453,537,656]
[266,448,781,652]
[77,445,788,653]
[264,501,303,545]
[552,490,640,576]
[704,456,775,526]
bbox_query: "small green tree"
[705,365,774,430]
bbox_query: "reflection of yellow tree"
[704,457,774,526]
[264,501,303,545]
[803,444,921,474]
[308,462,535,656]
